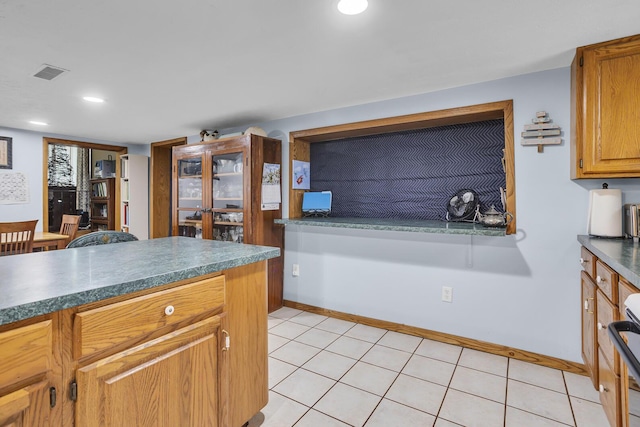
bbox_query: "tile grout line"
[504,357,510,427]
[432,343,465,426]
[563,371,579,427]
[273,313,383,426]
[268,311,596,427]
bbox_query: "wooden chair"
[59,214,81,246]
[0,220,38,256]
[66,231,138,248]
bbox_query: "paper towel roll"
[587,187,622,237]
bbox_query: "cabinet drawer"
[0,321,52,391]
[598,348,621,427]
[596,260,618,302]
[74,276,225,359]
[581,247,597,279]
[597,290,620,374]
[619,278,639,313]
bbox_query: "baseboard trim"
[283,300,587,376]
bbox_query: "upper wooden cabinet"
[571,34,640,178]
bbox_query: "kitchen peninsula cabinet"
[172,134,284,312]
[73,275,227,426]
[579,237,640,427]
[0,237,279,427]
[571,34,640,178]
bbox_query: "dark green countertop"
[578,235,640,288]
[0,237,280,326]
[275,217,507,236]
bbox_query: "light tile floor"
[248,307,609,427]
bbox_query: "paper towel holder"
[587,182,624,238]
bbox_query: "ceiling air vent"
[33,64,68,81]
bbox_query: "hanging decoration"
[0,172,29,204]
[48,144,74,186]
[521,111,562,153]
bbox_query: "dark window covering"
[309,119,506,220]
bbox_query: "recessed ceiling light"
[83,96,105,103]
[338,0,368,15]
[29,120,48,126]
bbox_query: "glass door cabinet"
[212,151,245,243]
[172,134,284,312]
[174,148,206,238]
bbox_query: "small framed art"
[0,137,12,169]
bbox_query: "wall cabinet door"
[75,316,225,427]
[573,34,640,178]
[582,271,598,388]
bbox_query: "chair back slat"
[59,215,81,245]
[0,220,38,256]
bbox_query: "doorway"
[42,137,127,232]
[149,137,186,238]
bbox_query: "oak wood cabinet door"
[75,316,225,427]
[0,320,56,427]
[573,34,640,178]
[0,381,52,427]
[581,271,598,388]
[599,348,622,427]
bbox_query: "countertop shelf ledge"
[275,217,507,236]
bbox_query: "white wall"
[3,67,638,362]
[0,127,132,229]
[222,67,640,362]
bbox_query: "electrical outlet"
[442,286,453,303]
[292,264,300,277]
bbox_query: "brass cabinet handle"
[222,329,230,351]
[584,298,594,314]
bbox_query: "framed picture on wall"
[0,136,12,169]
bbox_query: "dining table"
[33,231,69,250]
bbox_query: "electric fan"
[446,189,479,222]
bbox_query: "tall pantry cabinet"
[120,154,149,239]
[172,134,284,312]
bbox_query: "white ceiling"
[1,0,639,144]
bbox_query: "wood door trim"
[150,137,187,238]
[42,138,127,233]
[289,100,516,234]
